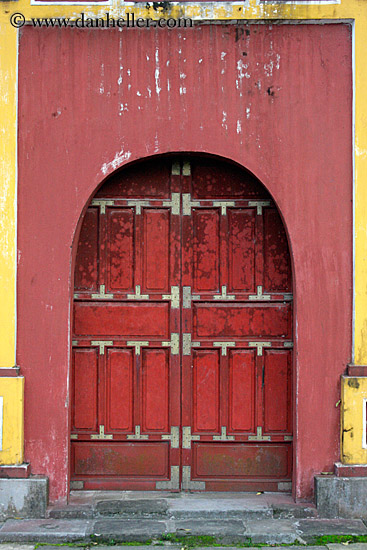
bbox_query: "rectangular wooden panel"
[263,208,292,292]
[74,302,170,338]
[229,350,256,432]
[107,209,134,292]
[193,210,220,292]
[72,348,98,431]
[193,443,292,478]
[193,350,220,433]
[193,303,292,338]
[228,209,256,292]
[143,209,170,292]
[106,348,134,432]
[264,350,292,433]
[142,349,169,432]
[72,442,169,477]
[74,207,99,291]
[94,160,171,198]
[191,161,266,199]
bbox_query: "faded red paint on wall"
[17,23,352,502]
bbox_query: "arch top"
[95,153,271,201]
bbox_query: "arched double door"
[71,157,293,491]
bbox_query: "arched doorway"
[71,155,293,491]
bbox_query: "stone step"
[47,495,318,520]
[0,517,366,545]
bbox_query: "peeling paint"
[101,149,132,175]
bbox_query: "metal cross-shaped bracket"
[127,425,149,440]
[161,426,180,448]
[213,426,235,441]
[183,286,201,309]
[182,333,200,356]
[213,341,235,356]
[91,284,114,300]
[248,426,271,441]
[127,200,150,215]
[182,466,206,490]
[182,426,201,449]
[212,201,235,215]
[156,465,180,490]
[126,341,149,355]
[91,340,113,355]
[162,286,179,309]
[171,162,181,175]
[91,425,113,440]
[91,199,114,214]
[249,285,270,301]
[163,193,180,215]
[182,161,191,176]
[213,285,235,301]
[127,285,149,300]
[162,333,179,355]
[248,200,271,215]
[249,341,271,356]
[183,193,200,216]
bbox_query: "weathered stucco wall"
[16,23,352,501]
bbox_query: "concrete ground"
[0,545,367,550]
[0,492,366,545]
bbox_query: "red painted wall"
[18,23,352,502]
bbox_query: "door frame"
[68,152,297,496]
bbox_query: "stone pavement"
[0,543,367,550]
[0,517,366,544]
[0,492,366,545]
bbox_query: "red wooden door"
[71,157,293,491]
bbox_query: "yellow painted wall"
[0,377,24,465]
[341,376,367,465]
[0,19,17,369]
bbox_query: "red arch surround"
[17,23,352,502]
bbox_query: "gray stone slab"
[315,476,367,519]
[244,519,301,544]
[168,498,272,519]
[48,504,94,519]
[297,519,367,543]
[96,499,168,517]
[0,477,48,520]
[92,518,167,542]
[0,545,36,550]
[327,545,367,550]
[173,519,247,543]
[272,502,318,519]
[39,547,156,550]
[0,519,91,543]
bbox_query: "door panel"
[143,209,170,292]
[193,303,292,338]
[74,207,99,292]
[193,350,220,433]
[228,209,256,293]
[73,302,170,338]
[106,208,134,292]
[193,443,292,478]
[141,349,170,433]
[106,349,133,432]
[228,350,256,433]
[71,158,293,491]
[72,348,98,432]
